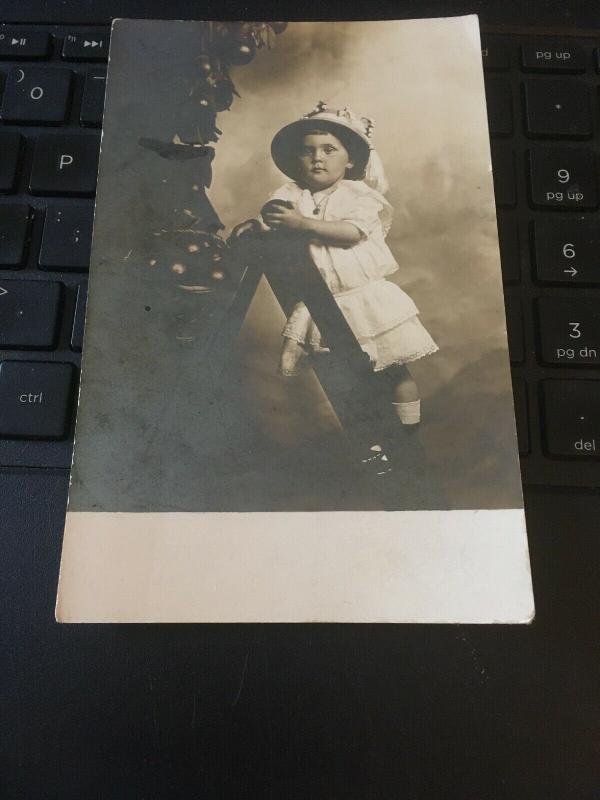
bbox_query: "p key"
[30,134,100,196]
[0,67,72,124]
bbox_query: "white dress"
[266,179,438,373]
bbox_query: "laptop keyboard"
[1,24,599,487]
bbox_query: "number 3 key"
[537,298,600,364]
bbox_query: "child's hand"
[262,200,307,232]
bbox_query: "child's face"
[297,132,354,190]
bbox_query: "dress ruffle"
[282,278,438,371]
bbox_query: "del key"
[543,380,600,458]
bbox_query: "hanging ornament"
[268,22,288,34]
[227,37,256,65]
[150,228,232,292]
[212,77,236,112]
[240,22,268,47]
[197,54,212,76]
[192,22,289,130]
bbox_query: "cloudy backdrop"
[210,19,521,509]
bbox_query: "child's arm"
[262,201,361,247]
[299,218,362,247]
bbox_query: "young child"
[233,101,438,425]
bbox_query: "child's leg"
[390,365,421,425]
[279,337,308,377]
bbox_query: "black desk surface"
[4,473,600,798]
[2,2,600,798]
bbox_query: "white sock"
[392,400,421,425]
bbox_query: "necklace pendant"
[312,208,320,215]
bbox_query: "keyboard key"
[523,79,591,139]
[543,379,600,457]
[0,360,73,439]
[521,42,586,73]
[0,132,22,193]
[505,296,524,363]
[0,30,50,59]
[491,145,516,208]
[532,219,600,284]
[39,204,93,270]
[537,297,600,365]
[71,283,87,351]
[0,67,72,124]
[0,279,61,348]
[482,37,509,71]
[30,134,99,196]
[486,78,513,136]
[512,377,529,455]
[497,215,521,282]
[0,205,30,267]
[528,147,597,209]
[80,69,106,127]
[62,30,108,61]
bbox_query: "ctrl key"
[0,361,74,439]
[543,379,600,457]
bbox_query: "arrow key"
[532,219,600,284]
[0,279,62,349]
[62,30,109,61]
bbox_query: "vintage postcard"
[56,16,534,622]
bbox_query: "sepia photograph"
[57,17,533,623]
[67,17,521,513]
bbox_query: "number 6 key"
[532,219,600,283]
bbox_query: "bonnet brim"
[271,117,371,181]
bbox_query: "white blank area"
[57,509,534,623]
